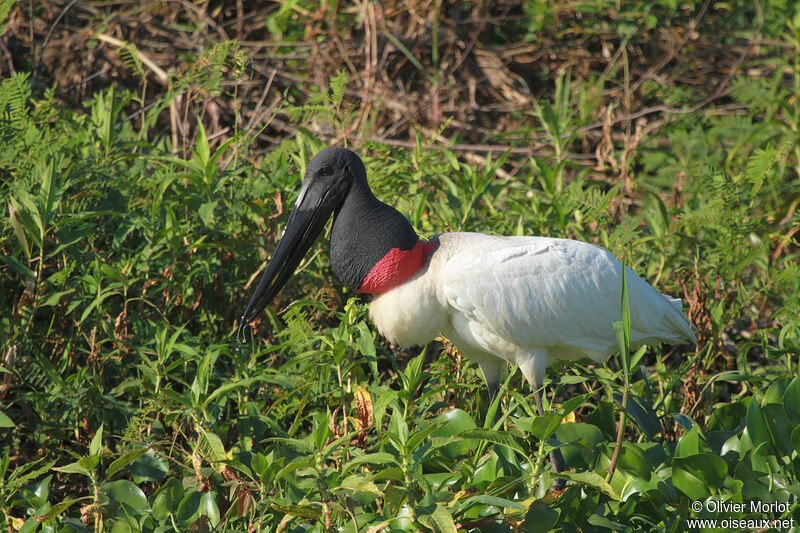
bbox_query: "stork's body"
[241,147,696,487]
[368,232,695,392]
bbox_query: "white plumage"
[369,232,696,391]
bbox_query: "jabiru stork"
[240,147,697,485]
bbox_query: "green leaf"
[106,448,149,478]
[152,478,184,521]
[109,519,133,533]
[523,500,559,531]
[430,504,457,533]
[458,428,527,455]
[431,409,477,459]
[0,410,14,428]
[672,453,727,499]
[525,413,562,441]
[312,410,332,452]
[53,461,91,477]
[792,426,800,456]
[79,454,99,470]
[101,480,150,513]
[762,403,794,457]
[202,376,268,408]
[176,491,203,525]
[34,498,81,522]
[356,321,379,380]
[343,452,399,473]
[675,425,705,458]
[607,443,651,480]
[0,254,35,281]
[708,402,746,431]
[200,492,220,527]
[672,413,696,431]
[195,118,210,166]
[405,422,445,454]
[8,201,30,260]
[745,398,773,454]
[199,428,229,461]
[198,201,216,226]
[619,266,631,372]
[783,377,800,426]
[613,392,660,439]
[89,423,103,456]
[36,159,59,232]
[131,450,169,483]
[559,471,620,500]
[339,475,383,505]
[459,494,526,511]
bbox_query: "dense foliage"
[2,0,800,531]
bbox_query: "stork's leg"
[520,353,566,490]
[531,386,566,490]
[479,359,504,425]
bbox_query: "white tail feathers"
[662,295,698,345]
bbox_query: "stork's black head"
[240,147,363,324]
[240,147,424,328]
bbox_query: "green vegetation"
[1,0,799,531]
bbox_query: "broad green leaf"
[672,453,727,499]
[152,478,184,521]
[131,450,169,483]
[343,452,399,473]
[198,201,216,226]
[79,454,99,470]
[101,480,150,513]
[199,428,229,461]
[459,494,526,511]
[675,425,704,458]
[430,504,457,533]
[0,410,14,428]
[176,491,203,525]
[708,402,746,431]
[762,403,794,457]
[603,442,652,480]
[792,426,800,456]
[200,492,220,527]
[613,392,660,438]
[459,428,527,455]
[527,413,562,441]
[745,398,773,454]
[339,475,383,505]
[783,377,800,426]
[523,500,559,531]
[109,519,133,533]
[53,461,90,477]
[431,409,476,459]
[672,413,696,431]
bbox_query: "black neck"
[329,180,419,291]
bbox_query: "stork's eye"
[318,165,333,177]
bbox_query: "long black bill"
[240,182,334,326]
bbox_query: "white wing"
[437,232,696,368]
